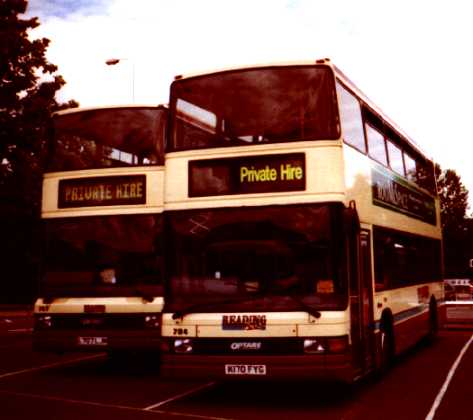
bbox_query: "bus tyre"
[377,321,394,376]
[426,299,438,342]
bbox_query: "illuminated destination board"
[58,175,146,208]
[189,153,305,197]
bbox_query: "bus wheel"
[426,298,438,342]
[377,320,394,375]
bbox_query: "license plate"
[77,336,108,346]
[225,364,266,375]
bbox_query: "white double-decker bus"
[161,60,443,381]
[33,105,166,356]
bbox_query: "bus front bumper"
[161,353,354,382]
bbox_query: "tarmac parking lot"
[1,310,472,420]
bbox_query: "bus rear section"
[33,105,166,355]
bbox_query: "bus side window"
[373,235,389,291]
[366,123,388,167]
[336,82,366,153]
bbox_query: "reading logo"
[222,315,267,330]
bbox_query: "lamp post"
[105,58,135,103]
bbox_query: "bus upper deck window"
[366,124,388,166]
[336,83,365,152]
[387,140,405,176]
[404,153,417,182]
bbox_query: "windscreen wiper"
[286,294,321,319]
[133,287,154,303]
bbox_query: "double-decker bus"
[33,105,166,357]
[160,59,443,381]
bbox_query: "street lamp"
[105,58,135,103]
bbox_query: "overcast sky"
[25,0,473,209]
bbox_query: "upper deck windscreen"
[169,66,340,151]
[48,107,166,171]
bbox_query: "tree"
[0,0,78,302]
[435,164,469,233]
[435,164,471,277]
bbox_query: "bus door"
[349,229,375,374]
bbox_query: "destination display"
[189,153,305,197]
[58,175,146,208]
[371,166,436,225]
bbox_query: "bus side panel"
[392,310,430,355]
[343,145,440,239]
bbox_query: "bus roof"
[52,104,168,118]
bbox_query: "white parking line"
[0,389,233,420]
[0,354,105,380]
[144,381,217,410]
[8,328,33,333]
[425,333,473,420]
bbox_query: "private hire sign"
[58,175,146,208]
[240,163,303,183]
[189,153,306,197]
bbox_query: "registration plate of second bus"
[77,336,108,346]
[225,364,266,376]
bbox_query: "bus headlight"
[174,338,193,354]
[303,338,325,354]
[303,336,349,354]
[144,315,160,329]
[35,315,52,329]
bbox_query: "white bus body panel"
[162,311,350,338]
[165,142,346,210]
[35,297,164,314]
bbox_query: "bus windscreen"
[166,204,348,312]
[170,66,340,151]
[48,107,166,171]
[41,214,164,298]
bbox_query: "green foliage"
[0,0,78,302]
[435,164,469,232]
[435,163,472,277]
[1,0,77,211]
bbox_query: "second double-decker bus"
[160,59,443,381]
[33,105,166,357]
